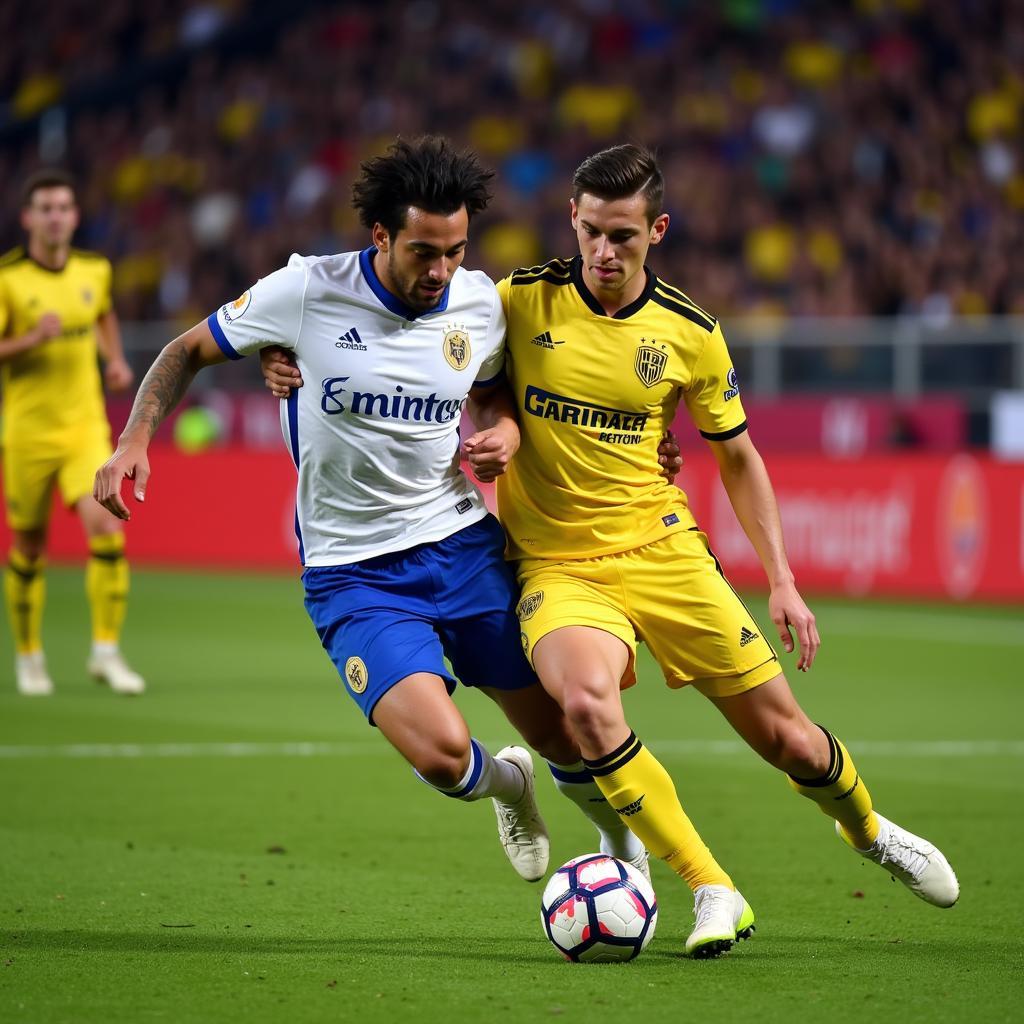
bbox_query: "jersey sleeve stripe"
[650,292,716,332]
[206,313,244,360]
[699,421,748,441]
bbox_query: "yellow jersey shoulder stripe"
[0,246,27,268]
[654,278,715,324]
[509,257,574,287]
[651,286,717,333]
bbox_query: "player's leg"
[531,622,750,958]
[641,527,957,907]
[707,673,958,907]
[75,495,144,694]
[371,672,528,801]
[433,517,645,876]
[481,681,649,876]
[63,429,143,694]
[3,444,55,694]
[303,549,548,880]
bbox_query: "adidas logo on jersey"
[614,796,645,816]
[739,626,759,647]
[530,331,564,348]
[336,327,367,351]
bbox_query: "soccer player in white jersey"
[93,136,652,887]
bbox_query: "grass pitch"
[1,568,1022,1023]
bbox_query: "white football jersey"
[207,248,506,566]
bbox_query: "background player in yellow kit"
[496,144,959,956]
[1,169,144,696]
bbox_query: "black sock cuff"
[788,725,843,788]
[583,732,643,777]
[7,556,40,580]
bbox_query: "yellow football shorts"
[2,423,112,530]
[514,527,780,698]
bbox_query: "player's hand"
[658,429,683,483]
[259,345,302,398]
[103,357,135,393]
[93,443,151,521]
[463,422,520,482]
[768,581,820,671]
[35,312,62,342]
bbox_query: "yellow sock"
[86,534,129,645]
[584,732,733,891]
[5,549,45,655]
[788,726,880,849]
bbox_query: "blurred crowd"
[1,0,1022,324]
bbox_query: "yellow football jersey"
[496,255,747,561]
[0,247,112,445]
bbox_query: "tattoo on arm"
[122,340,197,441]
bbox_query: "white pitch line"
[0,739,1022,760]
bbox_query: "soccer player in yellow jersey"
[0,169,144,696]
[495,144,959,955]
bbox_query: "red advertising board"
[1,447,1022,601]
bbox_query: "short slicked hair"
[351,136,494,236]
[572,144,664,224]
[21,168,77,208]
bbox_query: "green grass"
[1,568,1022,1023]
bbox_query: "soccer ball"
[540,853,658,963]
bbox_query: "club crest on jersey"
[345,656,368,694]
[442,325,471,370]
[635,342,667,387]
[517,591,544,620]
[221,289,252,322]
[724,367,740,401]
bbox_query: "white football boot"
[16,651,54,696]
[88,649,146,695]
[837,815,959,907]
[492,746,550,882]
[685,885,756,959]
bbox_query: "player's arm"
[0,312,62,364]
[96,309,135,392]
[464,379,520,483]
[706,430,820,671]
[93,319,228,520]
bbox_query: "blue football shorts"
[302,515,538,724]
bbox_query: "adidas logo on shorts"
[739,626,759,647]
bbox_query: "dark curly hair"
[351,136,494,236]
[572,144,664,224]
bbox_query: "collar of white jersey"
[358,246,452,321]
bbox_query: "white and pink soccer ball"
[540,853,658,963]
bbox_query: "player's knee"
[414,744,471,790]
[763,719,828,776]
[11,533,46,562]
[561,686,622,751]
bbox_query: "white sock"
[548,760,645,860]
[91,641,118,658]
[416,739,525,803]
